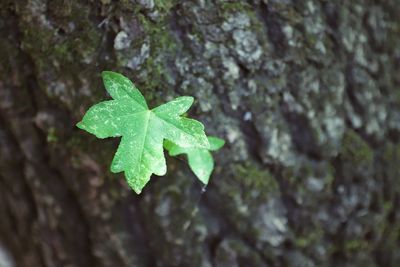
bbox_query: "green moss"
[344,239,369,252]
[138,14,177,51]
[154,0,178,12]
[53,43,72,60]
[380,142,400,188]
[116,0,137,11]
[220,2,262,27]
[47,127,58,143]
[233,162,278,194]
[324,164,336,190]
[220,2,252,14]
[340,130,373,165]
[381,223,400,248]
[19,0,100,105]
[214,162,279,221]
[382,142,400,164]
[134,13,178,104]
[21,26,53,54]
[295,227,322,248]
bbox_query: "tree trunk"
[1,0,400,266]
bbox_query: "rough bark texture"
[1,0,400,266]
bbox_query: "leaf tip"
[196,172,210,185]
[133,188,142,194]
[178,96,194,108]
[76,121,85,130]
[208,136,225,151]
[185,96,194,103]
[129,182,144,194]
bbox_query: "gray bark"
[1,0,400,266]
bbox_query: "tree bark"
[1,0,400,266]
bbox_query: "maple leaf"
[77,71,209,193]
[164,136,225,185]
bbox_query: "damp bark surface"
[1,0,400,266]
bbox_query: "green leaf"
[165,136,225,185]
[208,136,225,151]
[77,71,209,193]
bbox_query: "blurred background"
[1,0,400,266]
